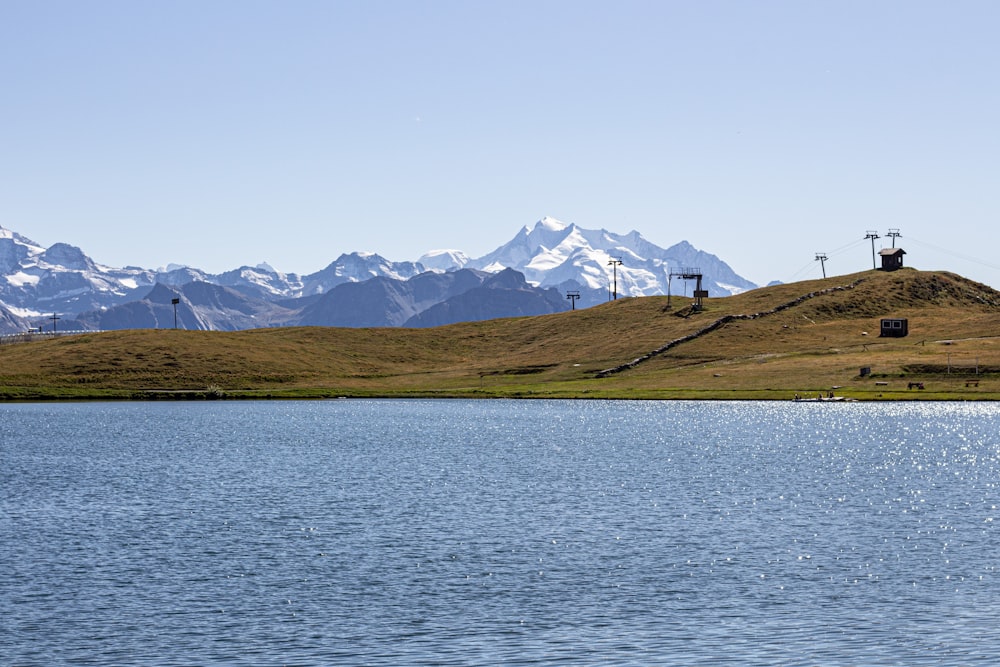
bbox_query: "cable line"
[825,237,867,259]
[786,258,822,283]
[907,236,1000,273]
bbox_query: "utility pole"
[50,313,60,332]
[887,228,901,247]
[565,291,580,310]
[815,253,828,279]
[865,231,881,269]
[607,257,623,300]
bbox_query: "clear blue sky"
[3,1,999,288]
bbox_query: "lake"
[2,399,999,665]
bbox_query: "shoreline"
[2,388,997,403]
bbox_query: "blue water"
[2,399,1000,665]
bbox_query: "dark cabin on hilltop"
[879,247,906,271]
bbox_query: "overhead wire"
[783,237,868,283]
[779,232,1000,288]
[906,236,1000,273]
[785,258,821,283]
[825,237,867,260]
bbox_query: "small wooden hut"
[880,318,908,337]
[879,248,906,271]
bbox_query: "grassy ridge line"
[1,268,999,400]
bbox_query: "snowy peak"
[466,217,757,306]
[156,266,210,287]
[0,226,44,249]
[0,229,156,319]
[536,215,569,232]
[524,216,577,251]
[39,243,95,272]
[0,227,45,273]
[0,216,757,333]
[418,249,470,272]
[301,252,425,295]
[473,217,580,274]
[0,224,438,327]
[215,264,303,299]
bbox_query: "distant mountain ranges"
[0,217,757,334]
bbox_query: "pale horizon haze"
[3,1,999,288]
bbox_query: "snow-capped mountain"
[0,226,429,323]
[0,227,158,319]
[449,216,756,306]
[0,217,757,333]
[300,252,425,297]
[56,268,565,332]
[417,249,471,272]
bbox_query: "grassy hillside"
[2,268,999,400]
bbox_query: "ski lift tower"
[667,267,707,311]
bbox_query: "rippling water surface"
[3,400,1000,665]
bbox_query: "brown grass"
[2,268,999,400]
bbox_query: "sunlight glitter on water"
[3,399,1000,664]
